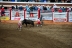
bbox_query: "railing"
[0,9,72,22]
[0,2,72,7]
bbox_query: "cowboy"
[18,19,22,31]
[1,7,5,16]
[37,18,42,27]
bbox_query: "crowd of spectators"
[0,4,72,12]
[16,0,72,3]
[0,4,72,17]
[1,0,72,3]
[12,4,72,12]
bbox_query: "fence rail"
[0,9,72,22]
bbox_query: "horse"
[22,19,34,27]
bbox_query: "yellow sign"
[0,16,10,20]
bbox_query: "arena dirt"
[0,23,72,48]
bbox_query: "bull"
[22,19,34,27]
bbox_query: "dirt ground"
[0,22,72,48]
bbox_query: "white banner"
[69,12,72,22]
[25,11,38,21]
[53,12,67,22]
[11,10,24,20]
[41,12,53,20]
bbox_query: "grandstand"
[0,2,72,24]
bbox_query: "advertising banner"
[11,10,24,20]
[0,16,9,20]
[25,11,38,21]
[0,10,10,20]
[69,12,72,22]
[53,12,67,22]
[41,12,53,20]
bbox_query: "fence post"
[0,9,1,22]
[67,11,69,22]
[38,8,40,19]
[24,8,26,19]
[9,8,12,20]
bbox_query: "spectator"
[50,0,56,2]
[71,7,72,11]
[37,5,40,8]
[62,7,65,12]
[1,5,4,9]
[30,5,34,11]
[39,0,48,2]
[58,7,62,12]
[26,0,29,2]
[43,5,47,10]
[40,5,43,11]
[28,0,35,2]
[60,7,62,10]
[25,4,29,10]
[53,4,57,11]
[34,5,38,11]
[64,0,66,2]
[66,7,68,12]
[4,7,7,10]
[69,7,71,12]
[17,0,21,2]
[25,5,30,13]
[50,5,53,9]
[40,0,44,2]
[47,7,51,11]
[35,0,39,2]
[66,0,71,3]
[19,0,29,2]
[43,0,47,2]
[19,5,23,11]
[1,7,5,16]
[16,5,18,9]
[51,8,54,12]
[64,7,68,12]
[46,0,49,2]
[58,0,62,2]
[11,5,15,10]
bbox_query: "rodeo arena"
[0,0,72,48]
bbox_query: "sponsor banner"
[14,17,21,20]
[69,12,72,22]
[41,12,53,20]
[0,10,10,20]
[26,11,38,21]
[53,12,67,22]
[11,10,24,20]
[0,16,10,20]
